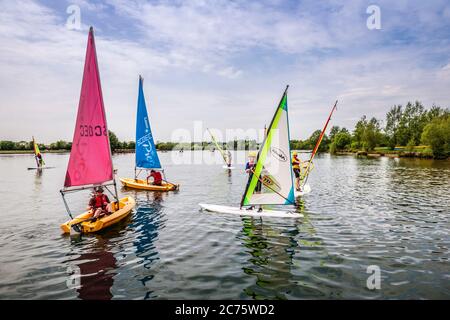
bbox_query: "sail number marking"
[79,125,107,137]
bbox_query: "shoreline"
[1,149,448,160]
[335,150,449,160]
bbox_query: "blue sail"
[135,76,162,169]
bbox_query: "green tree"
[108,130,120,151]
[426,105,446,121]
[352,116,382,151]
[55,140,69,150]
[353,116,368,148]
[364,117,382,151]
[334,131,352,150]
[0,141,15,150]
[406,138,415,152]
[307,129,329,152]
[385,105,403,149]
[329,126,340,141]
[329,141,337,154]
[421,115,450,159]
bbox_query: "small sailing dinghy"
[119,76,179,192]
[199,86,303,219]
[27,137,54,170]
[60,27,135,234]
[294,101,338,197]
[207,128,234,169]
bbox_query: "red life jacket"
[93,194,108,209]
[151,171,162,184]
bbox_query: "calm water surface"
[0,151,448,299]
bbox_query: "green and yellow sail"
[241,86,295,206]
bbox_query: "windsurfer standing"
[226,150,232,168]
[292,151,302,191]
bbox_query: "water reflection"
[33,169,42,191]
[130,193,165,299]
[67,238,117,300]
[238,217,300,299]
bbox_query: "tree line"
[326,102,449,159]
[0,131,134,152]
[1,102,448,158]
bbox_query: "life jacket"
[292,156,301,169]
[93,194,108,209]
[151,171,162,184]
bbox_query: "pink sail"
[64,27,113,188]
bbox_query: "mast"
[301,100,338,186]
[207,128,229,165]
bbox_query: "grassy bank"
[334,145,444,159]
[0,149,70,154]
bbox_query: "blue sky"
[0,0,449,143]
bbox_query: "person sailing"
[36,153,44,168]
[225,150,232,168]
[244,152,262,211]
[88,186,112,220]
[147,169,163,186]
[245,152,262,192]
[292,151,302,191]
[245,152,256,174]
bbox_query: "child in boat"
[89,187,112,219]
[147,170,163,186]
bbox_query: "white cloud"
[0,0,449,143]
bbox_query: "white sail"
[241,86,295,206]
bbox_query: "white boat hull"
[199,203,303,218]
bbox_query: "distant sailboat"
[120,76,179,191]
[60,27,135,234]
[27,137,54,170]
[200,86,303,218]
[207,128,234,169]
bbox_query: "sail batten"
[64,27,113,188]
[241,86,295,206]
[135,76,161,170]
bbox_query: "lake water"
[0,151,448,299]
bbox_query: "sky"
[0,0,449,143]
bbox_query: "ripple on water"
[0,152,449,299]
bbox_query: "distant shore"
[334,151,443,159]
[2,148,448,160]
